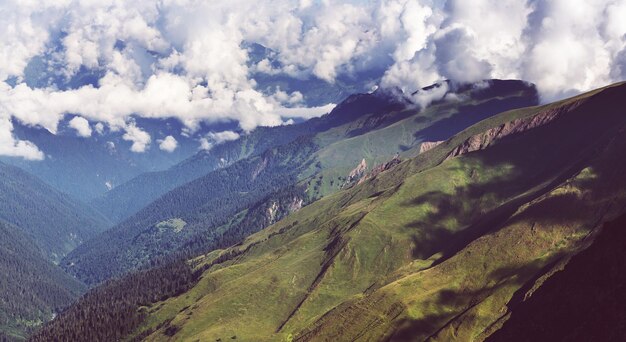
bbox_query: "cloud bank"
[0,0,625,159]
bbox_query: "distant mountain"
[0,220,84,341]
[7,42,360,203]
[2,117,236,202]
[64,79,538,285]
[247,42,385,107]
[87,42,389,223]
[90,120,322,223]
[35,81,626,341]
[0,161,110,261]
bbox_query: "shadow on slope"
[487,212,626,342]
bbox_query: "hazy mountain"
[89,119,322,223]
[0,220,84,341]
[0,161,110,261]
[2,117,237,202]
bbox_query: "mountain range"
[2,79,626,341]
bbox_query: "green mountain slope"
[122,82,626,341]
[0,161,110,261]
[64,80,538,285]
[0,220,84,341]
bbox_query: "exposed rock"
[251,156,269,181]
[357,154,402,185]
[346,159,368,184]
[267,201,279,224]
[446,99,584,160]
[419,141,444,154]
[217,157,230,168]
[265,196,305,226]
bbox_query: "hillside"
[0,220,84,341]
[66,81,626,341]
[90,120,323,223]
[487,213,626,341]
[0,161,110,261]
[64,80,538,285]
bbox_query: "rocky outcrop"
[251,155,270,181]
[419,141,444,154]
[265,195,305,226]
[342,155,402,188]
[446,99,584,160]
[345,159,368,185]
[357,154,402,185]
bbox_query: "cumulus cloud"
[158,135,178,152]
[411,82,450,108]
[1,0,625,159]
[200,130,241,150]
[122,122,151,153]
[68,116,92,137]
[0,117,44,160]
[94,122,105,135]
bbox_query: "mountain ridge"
[65,79,538,286]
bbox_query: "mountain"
[2,117,235,202]
[0,161,110,261]
[0,220,85,341]
[247,42,385,107]
[34,81,626,341]
[63,80,538,285]
[9,42,359,204]
[90,120,323,223]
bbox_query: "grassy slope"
[486,213,626,342]
[132,82,626,341]
[304,82,536,199]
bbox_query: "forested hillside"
[0,220,84,341]
[0,161,110,261]
[90,120,323,223]
[64,136,318,285]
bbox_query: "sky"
[0,0,625,160]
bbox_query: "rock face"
[342,155,402,188]
[357,154,402,185]
[419,141,444,154]
[446,99,584,159]
[265,195,305,226]
[346,159,368,184]
[251,154,270,181]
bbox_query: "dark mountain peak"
[322,88,407,129]
[413,79,536,97]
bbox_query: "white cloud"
[158,135,178,152]
[0,117,44,160]
[1,0,626,158]
[94,122,104,135]
[200,130,241,150]
[275,103,336,119]
[411,82,449,108]
[122,122,151,153]
[68,116,92,137]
